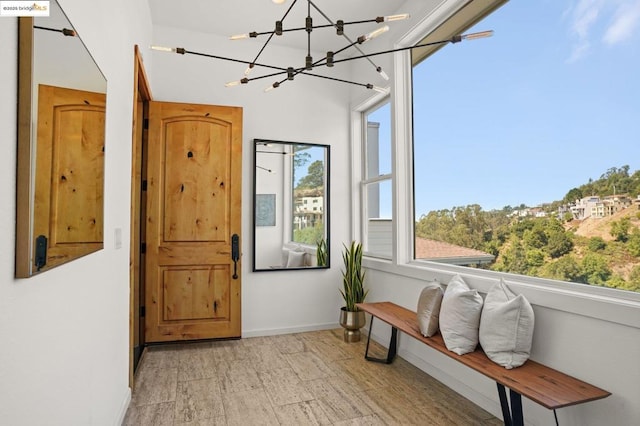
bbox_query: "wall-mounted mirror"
[253,139,330,271]
[16,0,107,277]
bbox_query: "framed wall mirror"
[253,139,330,271]
[16,0,107,277]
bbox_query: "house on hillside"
[570,195,632,219]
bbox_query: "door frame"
[129,45,152,388]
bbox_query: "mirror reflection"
[253,139,330,271]
[16,0,107,277]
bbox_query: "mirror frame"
[15,2,107,278]
[252,138,330,272]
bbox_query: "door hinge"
[143,118,149,130]
[142,180,147,191]
[139,306,145,318]
[140,243,146,254]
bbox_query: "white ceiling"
[148,0,409,53]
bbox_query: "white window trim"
[351,0,640,329]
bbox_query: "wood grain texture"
[33,84,106,271]
[145,100,242,342]
[356,301,611,410]
[125,330,499,425]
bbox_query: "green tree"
[523,226,546,249]
[627,227,640,257]
[495,240,529,275]
[610,217,631,242]
[546,229,574,258]
[564,187,583,203]
[626,266,640,292]
[580,253,612,285]
[296,160,324,189]
[526,248,545,268]
[293,221,324,245]
[587,236,606,252]
[540,255,582,282]
[606,275,627,290]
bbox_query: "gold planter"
[339,307,366,343]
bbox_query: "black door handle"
[35,235,47,271]
[231,234,239,279]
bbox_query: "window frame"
[361,98,393,259]
[352,0,640,329]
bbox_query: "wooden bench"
[357,302,610,426]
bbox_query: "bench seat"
[357,301,610,425]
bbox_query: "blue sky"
[372,0,640,218]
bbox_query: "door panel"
[34,84,105,271]
[145,100,242,342]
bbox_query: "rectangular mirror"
[253,139,330,271]
[16,1,107,277]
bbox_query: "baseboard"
[242,322,339,338]
[114,387,132,426]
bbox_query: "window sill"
[363,256,640,329]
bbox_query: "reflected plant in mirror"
[253,139,330,271]
[15,0,107,277]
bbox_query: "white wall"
[149,25,351,336]
[0,0,152,424]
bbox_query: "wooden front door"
[144,100,242,342]
[33,84,105,272]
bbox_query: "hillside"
[567,207,640,241]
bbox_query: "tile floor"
[123,329,501,425]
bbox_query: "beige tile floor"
[123,329,501,425]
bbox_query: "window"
[411,2,640,293]
[362,100,393,258]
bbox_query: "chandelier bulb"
[229,33,250,41]
[462,30,494,41]
[244,64,255,76]
[150,45,175,53]
[264,81,280,92]
[384,13,410,22]
[377,67,389,81]
[361,25,389,43]
[272,0,286,4]
[366,84,388,94]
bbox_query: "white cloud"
[603,1,640,44]
[566,0,640,61]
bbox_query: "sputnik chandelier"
[151,0,493,93]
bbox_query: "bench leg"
[497,384,524,426]
[364,315,398,364]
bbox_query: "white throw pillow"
[416,281,444,337]
[479,279,534,369]
[439,274,484,355]
[281,248,291,267]
[286,250,306,268]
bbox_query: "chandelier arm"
[250,0,299,66]
[245,70,289,82]
[299,71,371,88]
[246,19,382,38]
[307,0,382,74]
[324,38,453,67]
[186,49,289,73]
[306,1,311,58]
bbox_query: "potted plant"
[339,241,368,342]
[316,237,328,267]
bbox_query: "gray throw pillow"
[479,279,534,369]
[286,250,306,267]
[439,274,484,355]
[416,281,444,337]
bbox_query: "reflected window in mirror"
[253,139,330,271]
[16,0,107,277]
